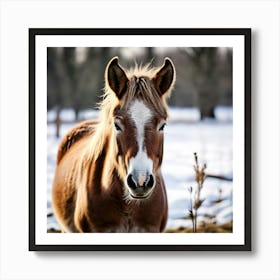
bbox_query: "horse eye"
[158,123,166,131]
[114,121,122,132]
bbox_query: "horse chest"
[92,201,157,233]
[106,217,143,233]
[115,203,162,233]
[120,210,142,232]
[101,206,149,233]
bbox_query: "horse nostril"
[127,174,137,189]
[145,175,155,189]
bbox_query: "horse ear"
[105,57,128,99]
[152,58,176,97]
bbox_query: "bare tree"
[182,47,220,119]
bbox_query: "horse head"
[105,57,176,200]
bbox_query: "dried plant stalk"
[188,153,207,232]
[188,186,195,233]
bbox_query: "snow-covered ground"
[47,107,233,231]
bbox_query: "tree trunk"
[74,108,79,122]
[198,89,216,120]
[55,108,61,138]
[200,106,215,120]
[146,47,154,62]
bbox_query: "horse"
[52,56,176,233]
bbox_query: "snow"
[168,107,200,122]
[47,109,76,123]
[78,109,100,121]
[47,107,233,231]
[214,106,233,122]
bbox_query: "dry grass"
[188,152,207,232]
[165,221,233,233]
[47,228,61,233]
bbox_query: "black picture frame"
[29,28,251,251]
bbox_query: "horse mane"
[56,120,98,164]
[84,62,173,163]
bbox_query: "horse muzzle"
[126,172,155,199]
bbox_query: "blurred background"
[47,47,233,233]
[47,47,232,123]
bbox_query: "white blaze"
[128,100,153,178]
